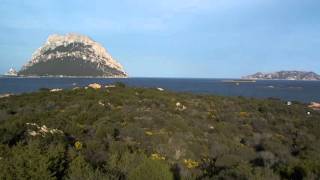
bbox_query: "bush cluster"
[0,85,319,179]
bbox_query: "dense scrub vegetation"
[0,83,319,179]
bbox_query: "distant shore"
[1,75,319,81]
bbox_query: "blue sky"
[0,0,319,78]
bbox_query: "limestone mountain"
[18,33,127,77]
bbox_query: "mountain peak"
[19,33,127,77]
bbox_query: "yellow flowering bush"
[145,131,153,136]
[151,153,166,161]
[75,141,83,150]
[239,111,250,118]
[184,159,199,169]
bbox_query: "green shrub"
[128,158,174,180]
[67,155,107,180]
[0,142,64,180]
[115,82,126,88]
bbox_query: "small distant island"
[243,71,320,80]
[4,68,18,77]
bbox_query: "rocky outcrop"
[243,71,320,80]
[5,68,17,76]
[88,83,102,89]
[19,33,127,77]
[0,94,12,98]
[309,102,320,111]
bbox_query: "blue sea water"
[0,77,319,103]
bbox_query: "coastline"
[1,75,319,81]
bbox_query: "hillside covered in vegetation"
[0,83,319,180]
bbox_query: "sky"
[0,0,319,78]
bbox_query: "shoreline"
[0,78,319,103]
[1,75,320,81]
[0,75,128,79]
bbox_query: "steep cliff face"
[19,33,127,77]
[243,71,320,80]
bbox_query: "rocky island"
[4,68,18,77]
[243,71,320,80]
[18,33,127,78]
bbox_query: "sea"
[0,77,320,103]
